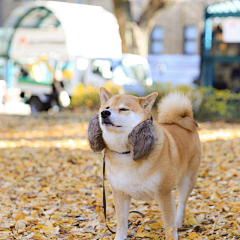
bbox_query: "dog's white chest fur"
[102,131,130,153]
[106,153,161,201]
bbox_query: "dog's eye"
[106,106,110,109]
[120,108,129,111]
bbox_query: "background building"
[0,0,227,55]
[0,0,232,86]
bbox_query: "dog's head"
[87,87,158,160]
[99,87,157,133]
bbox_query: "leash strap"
[102,152,144,235]
[103,153,116,234]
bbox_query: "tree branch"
[112,0,134,53]
[112,0,133,22]
[138,0,168,32]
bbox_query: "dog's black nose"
[101,110,111,119]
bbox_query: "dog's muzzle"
[101,110,114,126]
[101,110,111,119]
[101,110,121,127]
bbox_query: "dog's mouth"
[102,119,122,128]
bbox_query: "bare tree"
[112,0,169,56]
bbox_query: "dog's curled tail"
[157,92,198,132]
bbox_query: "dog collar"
[117,150,130,154]
[107,148,130,154]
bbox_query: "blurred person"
[20,67,28,77]
[51,70,70,112]
[212,25,222,40]
[230,67,240,93]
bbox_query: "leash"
[102,152,144,235]
[103,153,116,234]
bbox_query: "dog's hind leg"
[176,166,199,228]
[112,188,131,240]
[156,191,178,240]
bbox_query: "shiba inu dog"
[87,87,201,240]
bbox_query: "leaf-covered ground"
[0,114,240,240]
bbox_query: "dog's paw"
[176,219,183,229]
[114,233,127,240]
[87,113,106,152]
[175,214,183,228]
[166,233,178,240]
[165,227,178,240]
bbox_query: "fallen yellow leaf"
[14,211,27,221]
[135,225,144,236]
[216,200,225,211]
[149,221,162,230]
[188,232,198,239]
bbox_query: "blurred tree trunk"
[112,0,168,56]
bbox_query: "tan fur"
[158,92,198,132]
[96,88,201,240]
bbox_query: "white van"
[71,54,152,95]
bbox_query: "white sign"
[10,28,68,59]
[223,18,240,43]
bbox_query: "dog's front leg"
[112,188,131,240]
[156,191,178,240]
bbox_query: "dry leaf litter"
[0,115,240,240]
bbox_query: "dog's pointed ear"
[139,92,158,115]
[100,87,112,105]
[87,113,106,152]
[128,119,157,161]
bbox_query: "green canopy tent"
[0,1,122,91]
